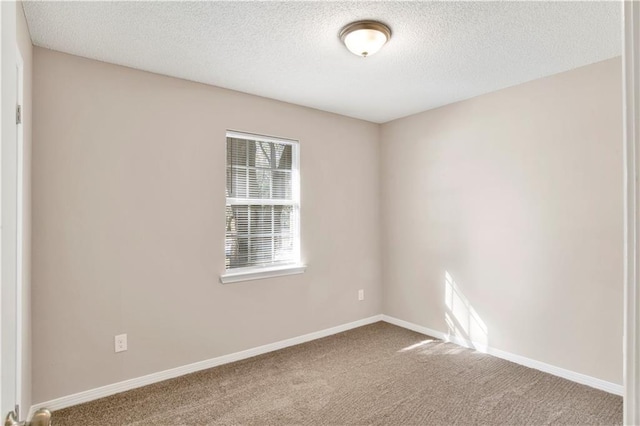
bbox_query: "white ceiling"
[23,1,621,123]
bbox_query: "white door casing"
[15,46,24,421]
[624,1,640,425]
[1,0,20,419]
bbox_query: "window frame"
[220,130,305,284]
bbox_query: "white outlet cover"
[358,290,365,301]
[115,334,127,353]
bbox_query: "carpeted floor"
[52,322,622,425]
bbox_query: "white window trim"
[222,130,303,283]
[220,264,307,284]
[226,130,298,146]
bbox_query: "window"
[221,131,304,283]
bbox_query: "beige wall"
[32,45,623,404]
[32,48,382,403]
[380,58,623,384]
[17,2,33,413]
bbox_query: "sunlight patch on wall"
[445,271,488,350]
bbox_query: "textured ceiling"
[23,1,621,123]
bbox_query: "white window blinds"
[225,131,300,271]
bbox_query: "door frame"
[0,0,4,414]
[14,45,23,420]
[1,0,20,420]
[624,1,640,424]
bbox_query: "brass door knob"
[29,409,51,426]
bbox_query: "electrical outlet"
[115,334,127,353]
[358,289,365,301]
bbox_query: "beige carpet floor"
[52,322,622,425]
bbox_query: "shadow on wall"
[445,271,488,350]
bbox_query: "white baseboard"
[29,314,383,416]
[30,313,622,417]
[381,315,623,396]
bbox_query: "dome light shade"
[340,21,391,57]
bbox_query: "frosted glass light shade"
[340,21,391,57]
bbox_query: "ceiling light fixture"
[339,20,391,58]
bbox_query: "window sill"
[220,264,307,284]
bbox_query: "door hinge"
[16,104,22,125]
